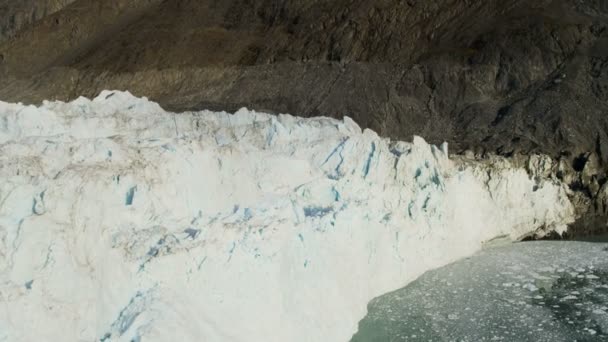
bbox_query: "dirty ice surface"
[352,241,608,342]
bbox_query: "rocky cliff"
[1,0,608,236]
[0,0,76,42]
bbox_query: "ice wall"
[0,91,574,341]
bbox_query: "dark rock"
[2,0,608,236]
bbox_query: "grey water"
[578,233,608,243]
[351,241,608,341]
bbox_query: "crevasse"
[0,91,574,341]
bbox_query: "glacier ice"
[0,91,575,341]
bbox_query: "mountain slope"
[1,0,608,235]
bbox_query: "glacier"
[0,91,575,341]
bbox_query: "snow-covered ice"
[0,91,575,341]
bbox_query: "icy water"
[351,241,608,341]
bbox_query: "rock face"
[1,0,608,235]
[0,0,76,42]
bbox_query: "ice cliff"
[0,91,574,341]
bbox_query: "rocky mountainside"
[0,0,76,42]
[1,0,608,236]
